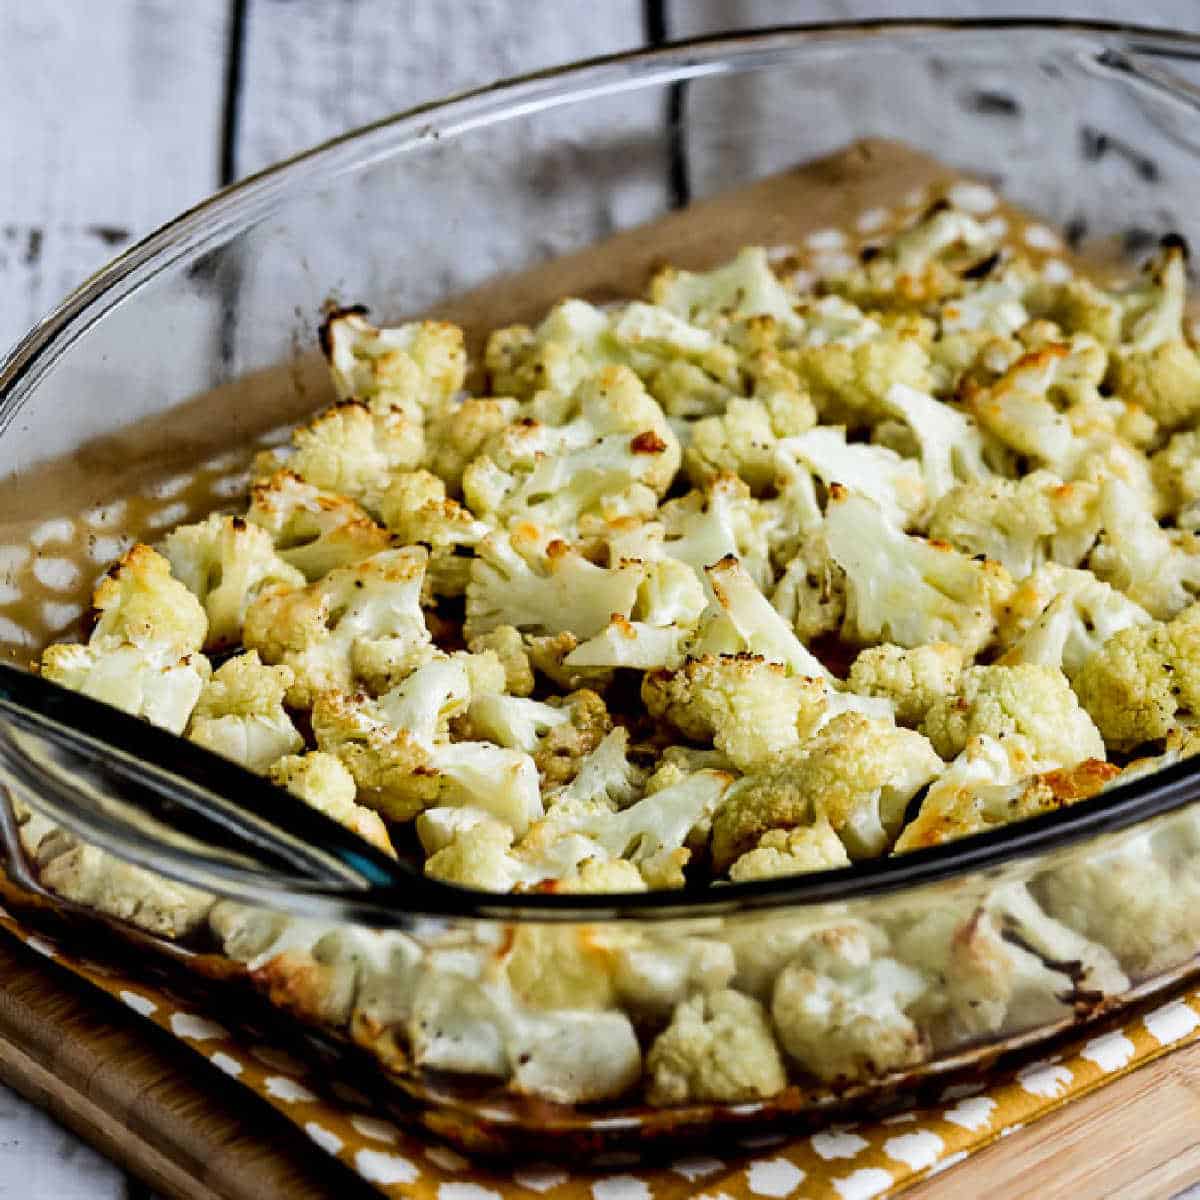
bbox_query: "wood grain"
[0,933,371,1200]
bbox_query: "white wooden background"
[2,2,1200,1197]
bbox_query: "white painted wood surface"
[1,2,1200,1197]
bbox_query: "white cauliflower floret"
[771,534,847,643]
[727,819,851,881]
[894,882,1128,1048]
[40,544,210,735]
[846,642,965,727]
[894,737,1117,852]
[650,246,800,331]
[771,921,928,1083]
[464,694,571,754]
[1034,783,1200,976]
[545,727,647,811]
[464,366,680,531]
[243,546,431,707]
[880,381,990,509]
[642,653,828,774]
[186,651,302,772]
[563,556,707,672]
[689,555,835,681]
[645,990,787,1105]
[466,625,534,697]
[320,308,466,414]
[1088,478,1200,620]
[1152,430,1200,531]
[1108,241,1200,430]
[1070,604,1200,751]
[778,426,926,529]
[928,471,1099,579]
[424,395,521,492]
[686,393,816,493]
[465,524,642,642]
[826,490,1013,655]
[277,398,424,517]
[830,203,995,310]
[247,470,392,580]
[268,751,394,857]
[998,564,1152,677]
[921,663,1105,766]
[379,469,489,597]
[315,656,543,833]
[711,713,943,867]
[658,475,775,590]
[161,513,306,650]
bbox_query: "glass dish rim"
[4,18,1200,923]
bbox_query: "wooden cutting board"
[0,925,1198,1200]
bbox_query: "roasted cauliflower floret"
[186,651,302,772]
[686,393,816,493]
[921,663,1105,767]
[465,524,642,643]
[1107,241,1200,430]
[1151,430,1200,531]
[771,534,847,643]
[650,246,800,331]
[642,653,827,773]
[380,469,489,596]
[279,398,424,517]
[778,425,926,529]
[246,470,392,580]
[727,819,850,882]
[645,990,787,1106]
[928,471,1099,579]
[243,546,432,707]
[1071,604,1200,751]
[162,513,306,650]
[711,713,943,867]
[464,365,680,531]
[846,642,965,727]
[320,308,466,414]
[424,396,521,492]
[826,490,1014,655]
[771,921,928,1083]
[894,737,1117,852]
[39,544,210,735]
[466,625,534,697]
[997,563,1152,678]
[267,751,394,857]
[1088,479,1200,620]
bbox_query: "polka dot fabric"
[1,903,1198,1199]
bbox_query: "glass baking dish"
[4,19,1200,1156]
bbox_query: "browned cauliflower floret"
[286,398,425,517]
[846,642,965,727]
[645,990,787,1106]
[186,651,302,772]
[424,396,520,492]
[380,469,489,597]
[268,751,395,857]
[727,820,850,882]
[642,653,828,774]
[466,625,534,696]
[710,713,943,868]
[826,490,1014,656]
[161,513,305,650]
[895,738,1118,852]
[320,307,466,414]
[39,544,210,735]
[1072,603,1200,751]
[921,663,1105,767]
[927,471,1100,579]
[246,469,392,580]
[243,546,431,707]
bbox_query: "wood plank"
[0,932,372,1200]
[0,3,231,355]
